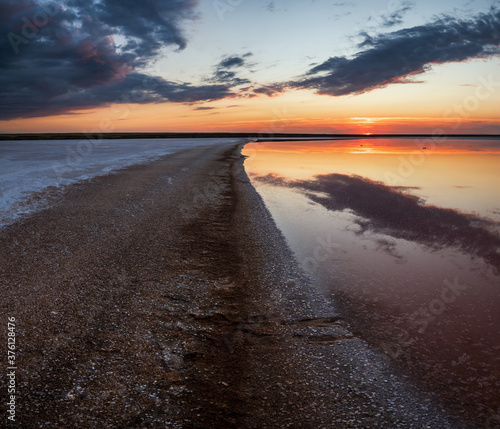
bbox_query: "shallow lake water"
[242,137,500,426]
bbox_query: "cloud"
[193,106,216,110]
[368,0,414,28]
[255,8,500,97]
[0,0,244,119]
[70,0,200,59]
[253,83,286,97]
[300,8,500,96]
[208,52,253,87]
[218,52,252,69]
[390,186,421,191]
[1,70,236,119]
[219,56,246,69]
[254,173,500,272]
[332,11,352,21]
[211,69,249,85]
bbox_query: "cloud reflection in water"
[253,172,500,273]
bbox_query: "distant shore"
[1,132,499,141]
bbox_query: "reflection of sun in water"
[351,147,375,153]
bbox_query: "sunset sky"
[1,0,500,134]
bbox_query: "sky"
[1,0,500,134]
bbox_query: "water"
[0,138,234,228]
[242,137,500,427]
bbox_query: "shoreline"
[1,132,500,141]
[0,142,468,427]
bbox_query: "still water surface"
[243,138,500,426]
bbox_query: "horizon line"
[1,132,500,141]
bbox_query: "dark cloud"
[208,52,253,87]
[0,0,243,119]
[255,8,500,97]
[1,69,235,119]
[254,173,500,272]
[370,0,414,28]
[299,8,500,96]
[66,0,200,59]
[218,53,252,70]
[253,83,286,97]
[219,56,246,69]
[212,69,249,86]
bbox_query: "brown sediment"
[0,142,468,428]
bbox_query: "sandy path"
[0,142,466,428]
